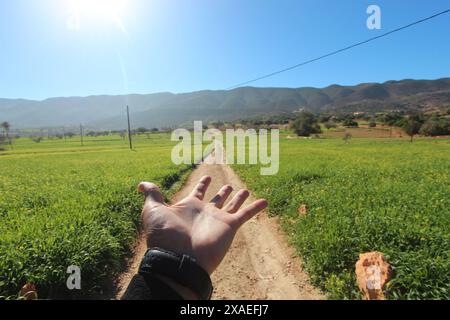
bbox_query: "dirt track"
[116,155,323,300]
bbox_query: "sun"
[66,0,129,34]
[71,0,127,18]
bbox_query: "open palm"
[138,176,268,274]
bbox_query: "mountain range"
[1,78,449,130]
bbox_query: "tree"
[369,119,377,128]
[1,122,12,147]
[324,120,337,129]
[402,114,424,142]
[0,135,6,150]
[360,113,371,121]
[419,116,449,136]
[318,114,332,123]
[291,111,322,137]
[1,122,10,138]
[343,118,358,127]
[31,136,43,143]
[343,132,352,143]
[136,127,148,134]
[380,112,403,126]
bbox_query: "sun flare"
[66,0,129,34]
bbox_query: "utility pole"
[80,124,84,146]
[127,105,133,150]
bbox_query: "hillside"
[1,78,449,129]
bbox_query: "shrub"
[420,117,449,136]
[324,121,337,129]
[292,111,322,137]
[32,136,43,143]
[343,119,358,127]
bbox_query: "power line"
[226,9,450,90]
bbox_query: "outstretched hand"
[138,176,268,275]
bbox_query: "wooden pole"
[80,124,84,146]
[127,105,133,150]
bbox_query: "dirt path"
[116,155,323,300]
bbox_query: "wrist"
[138,247,213,300]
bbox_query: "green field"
[1,133,449,300]
[234,137,450,299]
[0,134,192,299]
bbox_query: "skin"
[138,175,268,276]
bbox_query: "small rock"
[355,251,392,300]
[298,204,308,216]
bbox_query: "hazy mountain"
[1,78,449,130]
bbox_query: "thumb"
[138,182,165,208]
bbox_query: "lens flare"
[66,0,129,34]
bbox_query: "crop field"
[1,132,449,300]
[0,134,192,299]
[234,137,450,299]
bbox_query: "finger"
[190,176,212,200]
[138,182,165,208]
[234,199,268,226]
[223,189,250,213]
[210,185,233,209]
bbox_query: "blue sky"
[0,0,449,100]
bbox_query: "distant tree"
[380,112,403,126]
[318,114,332,123]
[369,119,377,128]
[335,113,351,122]
[291,111,322,137]
[402,113,424,142]
[324,120,337,129]
[65,132,76,138]
[136,127,148,134]
[343,118,358,127]
[211,121,224,127]
[1,121,10,138]
[419,116,449,136]
[343,132,352,143]
[0,135,6,150]
[1,122,12,147]
[31,136,43,143]
[151,128,159,132]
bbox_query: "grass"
[233,136,450,299]
[0,134,192,299]
[2,131,449,300]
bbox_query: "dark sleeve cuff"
[120,273,184,300]
[138,248,213,300]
